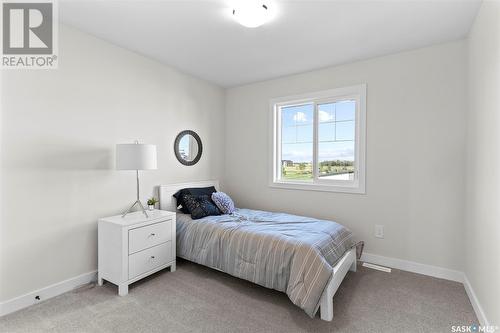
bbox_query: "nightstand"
[98,209,176,296]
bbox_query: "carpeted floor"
[0,259,477,333]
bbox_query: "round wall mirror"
[174,130,203,166]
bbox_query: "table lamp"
[116,141,157,218]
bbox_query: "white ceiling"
[60,0,481,87]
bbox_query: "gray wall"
[466,0,500,325]
[224,41,467,271]
[0,25,225,301]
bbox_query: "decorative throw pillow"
[211,192,235,214]
[173,186,217,214]
[182,194,221,219]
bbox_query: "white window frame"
[269,84,366,194]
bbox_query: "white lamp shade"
[116,143,157,170]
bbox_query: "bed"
[159,180,357,321]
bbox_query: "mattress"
[176,208,354,317]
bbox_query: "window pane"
[336,100,355,121]
[281,143,313,181]
[281,104,313,181]
[296,124,313,142]
[319,122,335,142]
[281,104,313,125]
[336,120,355,141]
[281,126,296,144]
[318,103,335,122]
[318,141,355,180]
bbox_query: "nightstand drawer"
[128,220,172,254]
[128,242,172,279]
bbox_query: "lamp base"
[122,199,149,218]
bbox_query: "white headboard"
[158,180,220,211]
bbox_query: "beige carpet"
[0,259,477,333]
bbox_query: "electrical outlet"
[375,225,384,239]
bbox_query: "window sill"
[269,181,366,194]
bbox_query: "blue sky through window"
[281,104,313,163]
[281,101,355,163]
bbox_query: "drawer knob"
[150,256,155,259]
[150,233,156,237]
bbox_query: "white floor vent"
[362,262,392,273]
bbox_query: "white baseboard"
[463,275,489,326]
[360,252,464,282]
[360,252,491,326]
[0,270,97,317]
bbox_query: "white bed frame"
[158,180,356,321]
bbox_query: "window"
[270,84,366,193]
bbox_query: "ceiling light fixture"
[232,1,274,28]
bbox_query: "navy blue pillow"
[173,186,217,213]
[182,194,221,219]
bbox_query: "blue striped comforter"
[176,208,354,317]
